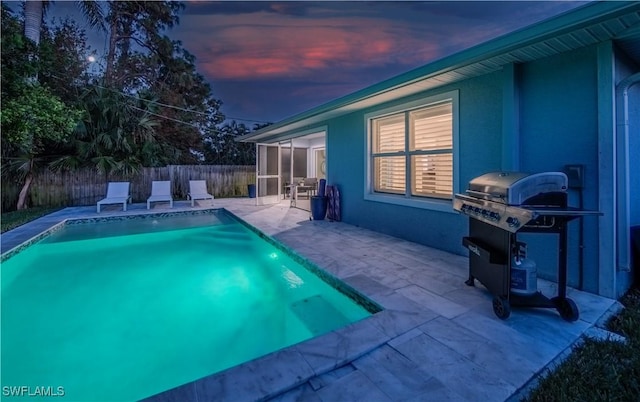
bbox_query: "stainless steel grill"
[454,171,601,321]
[453,171,571,233]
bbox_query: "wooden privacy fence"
[1,165,256,211]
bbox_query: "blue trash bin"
[311,196,328,220]
[248,184,256,198]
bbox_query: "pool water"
[1,211,375,401]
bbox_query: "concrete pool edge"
[1,208,227,262]
[0,220,68,263]
[140,305,433,402]
[0,206,227,258]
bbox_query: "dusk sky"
[39,1,587,124]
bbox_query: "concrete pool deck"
[0,199,623,401]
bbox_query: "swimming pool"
[1,210,379,401]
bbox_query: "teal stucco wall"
[517,46,600,292]
[326,45,608,292]
[327,72,504,256]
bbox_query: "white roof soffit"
[239,1,640,143]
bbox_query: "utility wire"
[48,74,271,125]
[91,82,271,124]
[129,105,205,129]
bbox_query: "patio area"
[0,198,622,401]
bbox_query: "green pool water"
[1,211,374,401]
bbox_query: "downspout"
[615,72,640,273]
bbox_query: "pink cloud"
[176,12,439,81]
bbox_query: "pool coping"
[1,209,233,262]
[1,220,68,263]
[2,207,401,402]
[141,307,419,402]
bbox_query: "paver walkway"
[0,199,621,401]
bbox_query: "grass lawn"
[0,207,61,233]
[524,287,640,401]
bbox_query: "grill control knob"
[506,217,520,228]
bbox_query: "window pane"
[374,156,406,194]
[373,114,405,153]
[257,144,279,176]
[293,147,307,177]
[412,154,453,198]
[281,147,291,184]
[410,103,452,151]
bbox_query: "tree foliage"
[204,121,256,165]
[50,86,163,177]
[101,1,225,163]
[38,18,93,104]
[1,1,262,210]
[0,82,82,209]
[0,4,37,97]
[104,1,183,88]
[0,84,81,152]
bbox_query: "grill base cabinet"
[463,219,579,321]
[454,171,601,321]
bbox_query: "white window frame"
[364,90,459,213]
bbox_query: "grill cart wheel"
[551,296,579,322]
[492,296,511,319]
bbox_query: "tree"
[23,1,43,43]
[104,1,182,88]
[102,1,224,163]
[23,0,43,82]
[22,0,104,79]
[51,86,163,177]
[0,4,37,97]
[204,121,256,165]
[2,1,103,210]
[38,18,94,104]
[0,84,81,209]
[142,47,225,163]
[8,0,241,192]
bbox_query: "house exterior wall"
[517,46,601,292]
[326,45,615,294]
[327,72,503,256]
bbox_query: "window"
[370,98,454,201]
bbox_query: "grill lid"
[467,171,567,205]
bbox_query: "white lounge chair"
[146,181,173,210]
[97,182,131,213]
[188,180,214,207]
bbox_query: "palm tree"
[23,1,104,65]
[23,1,42,44]
[51,86,162,179]
[23,0,43,84]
